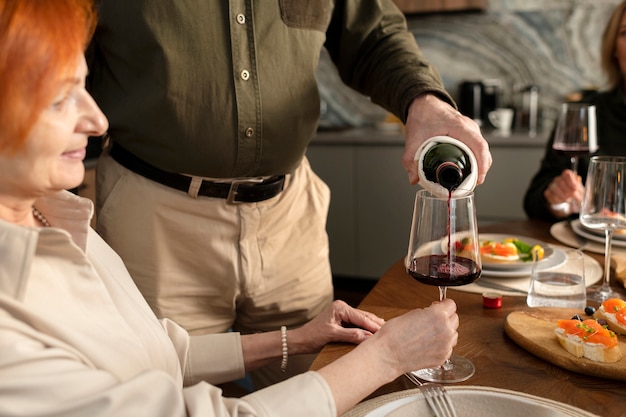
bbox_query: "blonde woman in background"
[524,0,626,221]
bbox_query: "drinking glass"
[579,156,626,302]
[527,249,586,309]
[405,190,481,383]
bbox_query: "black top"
[523,87,626,222]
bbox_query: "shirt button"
[244,127,254,138]
[236,13,246,24]
[240,70,250,81]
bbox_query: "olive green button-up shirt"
[88,0,452,177]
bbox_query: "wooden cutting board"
[504,307,626,381]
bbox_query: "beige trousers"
[95,152,334,388]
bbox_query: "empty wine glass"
[405,190,481,383]
[579,156,626,302]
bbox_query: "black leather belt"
[109,143,285,203]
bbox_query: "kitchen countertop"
[311,126,549,148]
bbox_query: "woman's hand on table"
[240,300,384,371]
[290,300,386,354]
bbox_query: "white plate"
[577,222,626,240]
[571,220,626,248]
[477,234,554,271]
[481,246,567,278]
[549,221,606,254]
[449,248,602,296]
[343,386,598,417]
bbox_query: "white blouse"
[0,191,335,417]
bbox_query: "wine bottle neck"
[436,162,463,191]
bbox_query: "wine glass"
[405,189,482,383]
[552,102,597,174]
[551,103,598,213]
[579,156,626,302]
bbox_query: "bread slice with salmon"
[555,319,622,363]
[593,298,626,336]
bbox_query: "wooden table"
[311,220,626,417]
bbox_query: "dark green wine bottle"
[422,143,472,192]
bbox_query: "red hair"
[0,0,96,152]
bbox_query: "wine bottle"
[423,143,471,191]
[415,136,477,197]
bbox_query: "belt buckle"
[226,178,264,204]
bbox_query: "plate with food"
[571,219,626,247]
[446,234,555,272]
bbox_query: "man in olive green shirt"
[88,0,491,389]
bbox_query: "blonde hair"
[0,0,96,152]
[600,0,626,90]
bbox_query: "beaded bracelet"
[280,325,288,372]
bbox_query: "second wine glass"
[405,189,482,383]
[580,156,626,302]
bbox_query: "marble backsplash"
[317,0,621,131]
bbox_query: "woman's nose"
[78,92,109,137]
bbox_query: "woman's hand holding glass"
[371,299,459,374]
[545,170,585,217]
[549,102,597,216]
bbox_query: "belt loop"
[187,176,203,199]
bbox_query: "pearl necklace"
[32,207,51,227]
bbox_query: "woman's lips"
[62,148,86,160]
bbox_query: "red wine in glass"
[553,146,591,159]
[407,255,481,287]
[552,145,591,174]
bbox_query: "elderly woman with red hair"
[0,1,458,416]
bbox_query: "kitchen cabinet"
[392,0,488,14]
[306,128,546,279]
[307,144,416,279]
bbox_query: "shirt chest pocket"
[279,0,334,32]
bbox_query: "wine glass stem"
[602,229,613,291]
[438,286,447,302]
[438,286,452,370]
[571,156,579,174]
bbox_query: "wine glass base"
[410,354,475,384]
[586,285,623,303]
